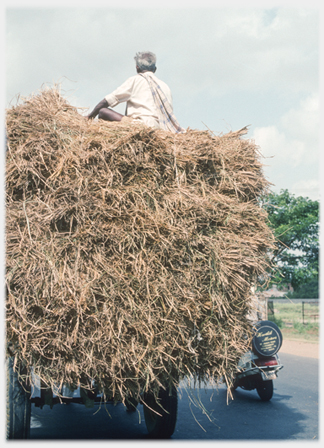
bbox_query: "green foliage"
[263,189,319,291]
[287,279,319,299]
[267,302,319,340]
[292,321,318,333]
[267,314,284,328]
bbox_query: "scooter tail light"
[254,357,278,367]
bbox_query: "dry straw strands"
[6,86,275,404]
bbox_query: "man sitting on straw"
[87,51,184,134]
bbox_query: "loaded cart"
[6,87,275,439]
[6,356,178,438]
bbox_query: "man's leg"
[98,108,124,122]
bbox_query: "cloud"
[281,94,319,147]
[252,92,319,198]
[291,179,319,200]
[5,8,319,104]
[253,125,305,166]
[163,8,319,96]
[253,92,319,163]
[4,6,319,199]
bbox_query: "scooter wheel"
[256,380,273,401]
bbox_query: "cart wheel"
[256,380,273,401]
[6,358,31,439]
[143,385,178,438]
[125,396,138,412]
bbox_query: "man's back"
[105,72,173,128]
[87,51,183,133]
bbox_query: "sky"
[3,1,322,201]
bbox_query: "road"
[29,352,318,440]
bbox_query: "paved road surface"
[29,352,318,440]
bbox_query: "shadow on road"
[174,385,310,440]
[30,384,310,440]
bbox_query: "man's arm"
[87,98,109,119]
[87,76,134,120]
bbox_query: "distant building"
[250,283,294,321]
[263,283,294,298]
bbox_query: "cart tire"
[6,358,31,439]
[125,396,138,412]
[256,380,273,401]
[143,386,178,438]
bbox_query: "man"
[87,51,184,133]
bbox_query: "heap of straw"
[6,86,275,403]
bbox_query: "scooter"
[232,320,284,401]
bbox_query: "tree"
[263,189,319,293]
[286,279,318,299]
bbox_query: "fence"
[266,298,319,325]
[302,301,319,324]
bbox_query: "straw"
[6,86,275,404]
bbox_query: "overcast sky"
[4,1,321,201]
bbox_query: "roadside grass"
[267,301,319,343]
